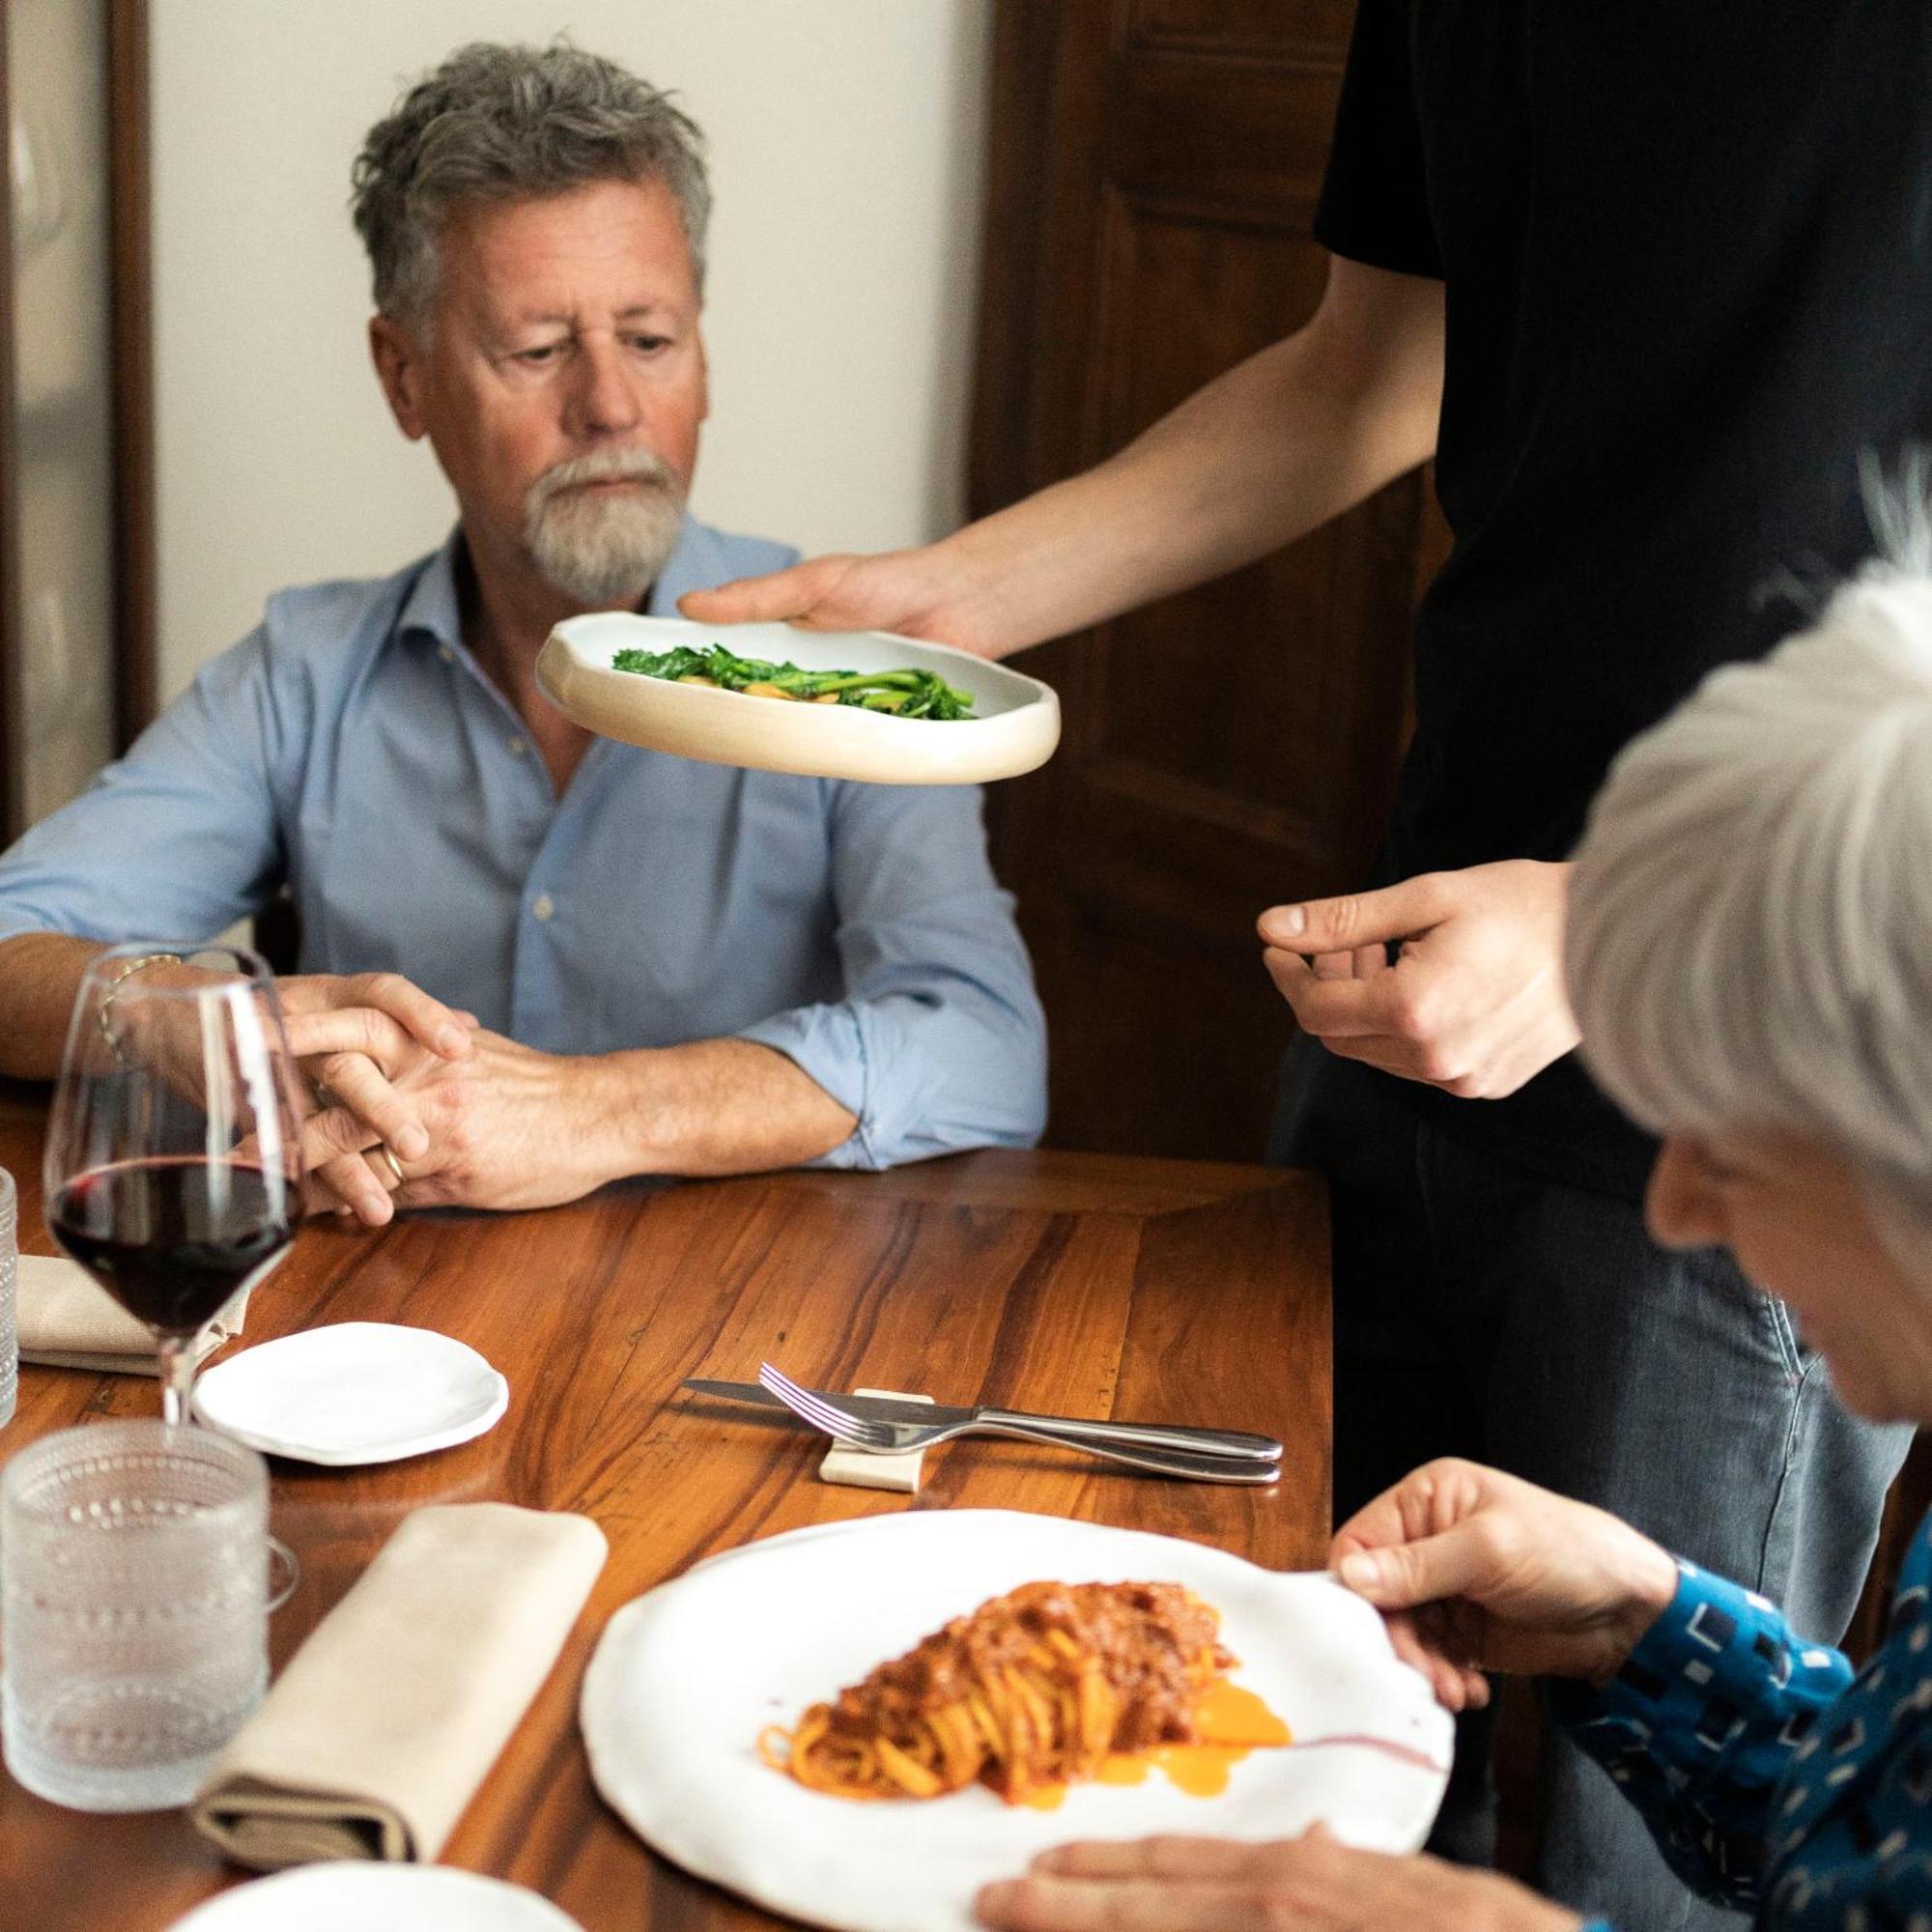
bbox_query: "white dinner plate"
[164,1862,582,1931]
[581,1508,1452,1932]
[535,613,1061,785]
[191,1321,509,1466]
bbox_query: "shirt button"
[438,643,455,664]
[531,893,555,923]
[507,736,528,758]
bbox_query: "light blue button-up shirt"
[0,518,1048,1168]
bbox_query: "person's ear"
[369,315,429,440]
[696,323,710,426]
[1647,1136,1722,1250]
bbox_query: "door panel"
[973,0,1432,1159]
[1123,1,1353,57]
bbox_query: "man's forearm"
[0,933,110,1077]
[588,1037,859,1179]
[936,257,1445,654]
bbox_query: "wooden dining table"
[0,1080,1331,1932]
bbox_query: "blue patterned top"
[1559,1510,1932,1929]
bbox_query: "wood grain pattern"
[107,0,158,748]
[0,1085,1331,1932]
[971,0,1427,1162]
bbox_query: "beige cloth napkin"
[191,1502,608,1869]
[16,1252,249,1375]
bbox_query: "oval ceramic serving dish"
[535,614,1061,785]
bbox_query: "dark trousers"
[1269,1037,1912,1930]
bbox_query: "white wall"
[149,1,990,697]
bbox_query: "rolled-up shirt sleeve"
[736,778,1047,1169]
[0,629,297,948]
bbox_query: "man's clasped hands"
[275,971,612,1223]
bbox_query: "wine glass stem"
[157,1333,195,1428]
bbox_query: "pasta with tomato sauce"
[759,1579,1252,1805]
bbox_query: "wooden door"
[972,0,1440,1159]
[0,0,155,842]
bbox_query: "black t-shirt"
[1316,0,1932,1199]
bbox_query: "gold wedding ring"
[377,1145,407,1187]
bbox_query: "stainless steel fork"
[756,1363,1281,1485]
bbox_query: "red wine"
[49,1157,294,1336]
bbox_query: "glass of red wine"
[43,944,306,1427]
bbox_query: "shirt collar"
[394,528,468,654]
[394,514,716,655]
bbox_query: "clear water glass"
[0,1167,15,1428]
[1,1419,279,1810]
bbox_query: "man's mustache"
[526,447,678,512]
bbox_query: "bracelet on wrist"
[97,951,185,1065]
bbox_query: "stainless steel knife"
[679,1378,1282,1462]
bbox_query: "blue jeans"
[1269,1039,1911,1930]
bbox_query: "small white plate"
[582,1508,1451,1932]
[535,613,1061,785]
[191,1322,509,1466]
[165,1862,582,1931]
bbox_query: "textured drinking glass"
[0,1167,15,1428]
[1,1419,279,1810]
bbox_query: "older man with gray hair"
[0,42,1046,1217]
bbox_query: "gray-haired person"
[0,42,1046,1212]
[979,523,1932,1931]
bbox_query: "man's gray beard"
[523,448,686,608]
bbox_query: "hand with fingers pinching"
[1259,860,1577,1099]
[975,1826,1582,1931]
[1328,1459,1682,1712]
[274,971,478,1225]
